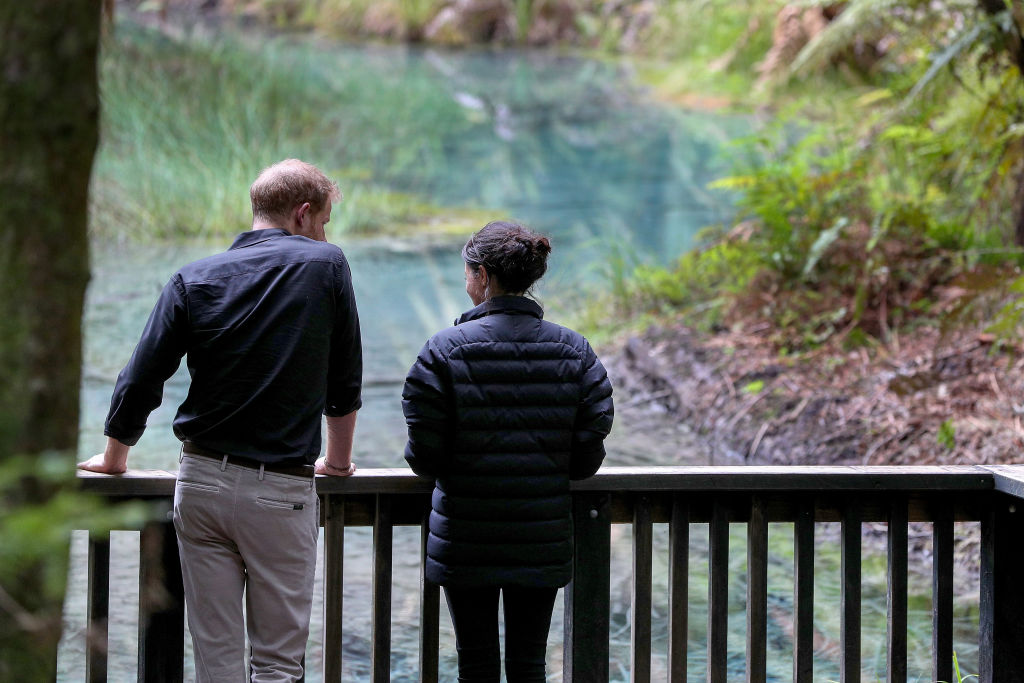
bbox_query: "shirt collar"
[455,295,544,325]
[228,228,292,250]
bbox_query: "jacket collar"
[456,295,544,325]
[228,228,292,250]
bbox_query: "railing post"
[632,495,653,683]
[419,512,439,683]
[887,498,908,683]
[932,505,953,683]
[668,495,689,683]
[138,517,184,683]
[793,498,814,683]
[322,494,345,683]
[746,495,767,683]
[840,499,861,683]
[564,492,610,683]
[708,500,729,683]
[86,530,110,683]
[371,494,393,683]
[980,493,1024,683]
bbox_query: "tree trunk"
[0,4,98,456]
[0,2,101,679]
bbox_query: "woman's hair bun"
[462,221,552,294]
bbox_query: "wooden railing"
[76,465,1024,682]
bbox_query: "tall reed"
[94,22,475,241]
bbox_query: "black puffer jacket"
[402,296,614,588]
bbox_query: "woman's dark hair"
[462,221,552,294]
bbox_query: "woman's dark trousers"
[443,585,559,683]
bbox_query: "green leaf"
[708,175,758,190]
[802,217,848,279]
[856,88,894,107]
[937,419,956,451]
[742,379,765,394]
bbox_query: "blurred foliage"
[182,0,784,84]
[602,0,1024,350]
[110,1,1024,347]
[0,453,150,681]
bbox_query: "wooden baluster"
[841,500,861,683]
[747,496,768,683]
[931,505,953,683]
[372,495,393,683]
[420,513,439,683]
[668,496,689,683]
[631,495,653,683]
[887,498,908,683]
[708,500,729,683]
[87,531,110,683]
[564,492,611,683]
[322,495,345,683]
[979,494,1024,682]
[793,499,814,683]
[138,518,184,683]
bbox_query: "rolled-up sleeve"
[104,275,189,446]
[569,341,614,480]
[325,256,363,416]
[402,338,452,477]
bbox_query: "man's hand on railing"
[318,411,358,477]
[77,438,130,474]
[315,457,357,477]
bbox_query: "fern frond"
[903,22,984,103]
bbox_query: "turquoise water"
[61,33,979,682]
[78,39,746,471]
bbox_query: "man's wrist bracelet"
[326,461,353,473]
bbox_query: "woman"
[402,221,614,682]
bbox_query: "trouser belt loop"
[220,455,229,472]
[178,442,185,464]
[258,463,265,481]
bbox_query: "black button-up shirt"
[104,229,362,464]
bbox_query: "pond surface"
[60,35,978,682]
[79,35,746,471]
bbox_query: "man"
[78,159,362,682]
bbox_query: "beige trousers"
[173,453,319,683]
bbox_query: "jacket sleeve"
[325,254,363,417]
[402,337,452,477]
[570,340,614,480]
[104,274,189,446]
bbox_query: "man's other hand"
[77,437,130,474]
[315,457,356,477]
[77,453,127,474]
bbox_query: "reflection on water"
[375,48,740,262]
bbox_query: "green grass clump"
[93,22,486,241]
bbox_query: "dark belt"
[182,441,315,479]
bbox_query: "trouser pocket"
[255,496,307,511]
[177,479,220,493]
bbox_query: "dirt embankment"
[606,323,1024,467]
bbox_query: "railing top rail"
[77,464,1024,497]
[985,464,1024,499]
